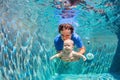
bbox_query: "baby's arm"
[50,53,61,60]
[80,54,87,61]
[73,52,86,61]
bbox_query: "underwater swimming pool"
[0,0,120,80]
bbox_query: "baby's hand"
[50,57,54,60]
[83,57,87,61]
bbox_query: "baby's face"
[64,40,73,50]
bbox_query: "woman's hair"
[58,23,74,34]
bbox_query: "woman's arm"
[78,46,86,55]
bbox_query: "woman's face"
[60,29,72,41]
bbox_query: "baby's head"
[63,39,74,50]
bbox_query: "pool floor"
[51,73,120,80]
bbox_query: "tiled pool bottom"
[51,73,120,80]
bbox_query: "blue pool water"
[51,73,120,80]
[0,0,120,80]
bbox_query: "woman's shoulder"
[54,34,61,41]
[72,33,80,38]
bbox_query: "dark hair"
[58,23,74,34]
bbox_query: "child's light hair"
[64,39,74,45]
